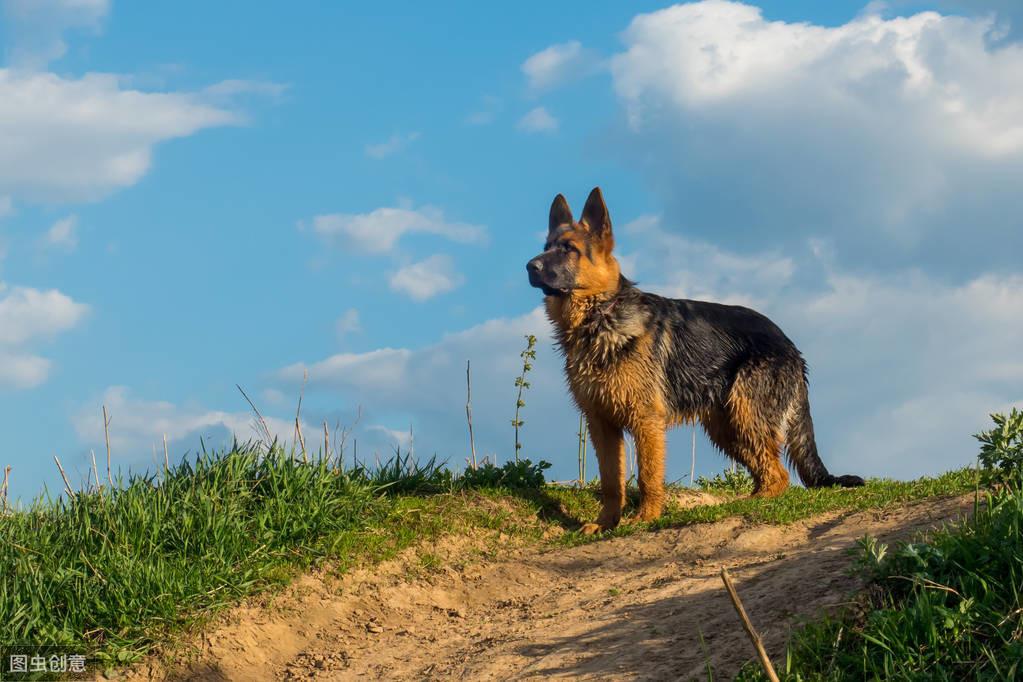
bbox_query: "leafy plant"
[975,408,1023,487]
[460,458,551,490]
[511,334,538,462]
[695,466,754,495]
[852,534,888,579]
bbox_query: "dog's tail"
[786,385,864,489]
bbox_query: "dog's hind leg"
[581,414,626,534]
[723,373,791,498]
[702,408,786,496]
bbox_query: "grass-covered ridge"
[738,408,1023,681]
[0,442,977,671]
[0,447,554,666]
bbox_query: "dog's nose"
[527,259,543,275]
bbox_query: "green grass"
[0,445,551,667]
[736,485,1023,681]
[733,411,1023,681]
[0,441,978,673]
[548,468,977,548]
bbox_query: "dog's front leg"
[633,419,666,522]
[580,414,625,535]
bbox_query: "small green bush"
[975,407,1023,487]
[459,458,551,490]
[695,466,754,495]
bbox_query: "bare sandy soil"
[118,493,973,681]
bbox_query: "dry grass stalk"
[1,465,10,512]
[466,360,477,470]
[163,434,170,471]
[295,369,308,461]
[335,406,362,468]
[691,428,697,486]
[323,421,330,463]
[720,567,780,682]
[53,455,74,498]
[90,450,101,492]
[103,405,113,487]
[236,384,274,449]
[295,418,307,462]
[577,414,588,487]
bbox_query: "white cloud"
[278,348,413,392]
[2,0,110,69]
[0,284,88,388]
[72,385,304,458]
[517,106,559,133]
[0,285,88,345]
[200,79,288,101]
[261,387,287,406]
[389,254,464,301]
[367,424,413,450]
[335,308,362,339]
[604,1,1023,270]
[310,205,486,253]
[465,95,502,126]
[43,214,78,250]
[0,70,283,203]
[621,214,794,306]
[365,131,420,159]
[0,351,50,389]
[522,40,602,92]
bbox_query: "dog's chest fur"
[545,292,663,423]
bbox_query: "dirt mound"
[121,494,973,681]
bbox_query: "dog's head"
[527,187,620,298]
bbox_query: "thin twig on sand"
[721,567,780,682]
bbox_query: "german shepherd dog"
[527,188,863,534]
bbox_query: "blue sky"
[1,0,1021,502]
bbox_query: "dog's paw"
[579,522,605,535]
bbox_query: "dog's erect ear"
[581,187,612,244]
[549,194,573,232]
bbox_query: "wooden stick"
[54,455,74,498]
[1,465,10,512]
[466,360,477,470]
[720,567,779,682]
[103,405,113,487]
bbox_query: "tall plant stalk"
[577,414,588,486]
[512,335,537,463]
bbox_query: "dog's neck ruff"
[547,279,644,367]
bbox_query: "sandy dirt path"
[123,494,974,681]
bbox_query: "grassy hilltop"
[0,410,1020,679]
